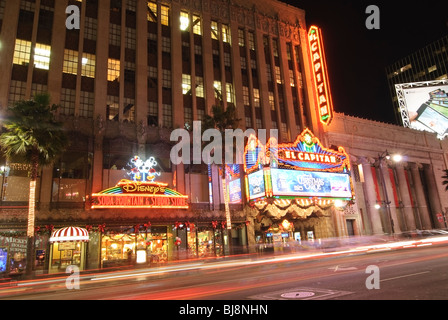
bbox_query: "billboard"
[247,170,266,200]
[395,80,448,139]
[270,168,352,199]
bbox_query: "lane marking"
[381,271,430,282]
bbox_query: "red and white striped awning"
[49,227,90,243]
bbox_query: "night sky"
[282,0,448,124]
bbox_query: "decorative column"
[409,163,432,229]
[359,157,383,235]
[423,164,445,228]
[395,162,416,231]
[378,160,401,234]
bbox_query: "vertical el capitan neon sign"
[308,25,334,126]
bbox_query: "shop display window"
[101,234,135,266]
[187,230,197,258]
[101,227,168,267]
[51,242,82,269]
[0,248,7,273]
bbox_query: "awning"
[49,227,90,243]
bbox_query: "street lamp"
[375,151,401,236]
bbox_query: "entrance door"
[346,219,355,236]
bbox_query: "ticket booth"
[48,227,90,273]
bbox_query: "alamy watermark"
[66,5,80,30]
[170,121,278,166]
[66,265,80,290]
[365,5,380,30]
[365,265,380,289]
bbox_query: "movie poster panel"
[247,170,266,200]
[270,168,351,199]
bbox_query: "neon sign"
[267,129,350,173]
[91,156,189,209]
[308,25,334,126]
[243,129,353,202]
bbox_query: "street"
[1,237,448,302]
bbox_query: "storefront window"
[101,234,135,267]
[51,242,83,269]
[187,230,197,258]
[197,230,213,257]
[101,227,169,267]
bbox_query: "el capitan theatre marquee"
[91,156,189,209]
[244,129,353,205]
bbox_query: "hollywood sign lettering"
[91,195,188,209]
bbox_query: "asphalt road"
[2,241,448,302]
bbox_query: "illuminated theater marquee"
[308,25,334,126]
[91,156,189,209]
[281,150,339,165]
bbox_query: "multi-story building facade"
[0,0,446,275]
[386,35,448,125]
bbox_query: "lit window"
[226,83,234,103]
[34,43,51,70]
[108,58,120,81]
[268,92,275,110]
[13,39,32,66]
[213,81,222,99]
[82,53,96,78]
[182,74,191,94]
[275,66,282,84]
[248,31,255,50]
[192,15,201,35]
[253,88,260,107]
[238,29,245,47]
[289,70,295,87]
[63,49,78,75]
[242,86,250,106]
[222,24,231,43]
[196,76,204,98]
[211,21,218,40]
[161,5,170,26]
[147,1,157,22]
[180,11,189,31]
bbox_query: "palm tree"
[443,169,448,192]
[0,93,68,276]
[202,103,240,254]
